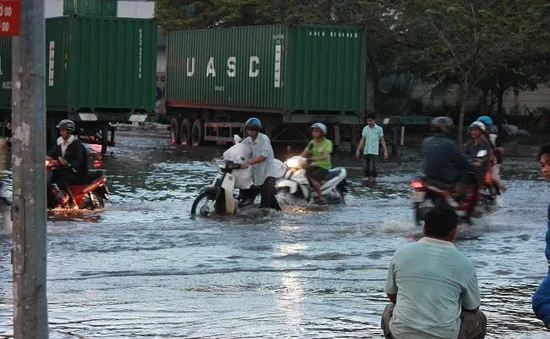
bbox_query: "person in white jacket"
[239,118,281,211]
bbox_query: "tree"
[392,0,549,144]
[477,0,550,122]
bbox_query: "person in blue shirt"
[356,114,388,183]
[532,144,550,330]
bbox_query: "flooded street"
[0,134,548,338]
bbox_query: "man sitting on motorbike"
[463,121,491,196]
[421,117,473,206]
[299,122,333,205]
[47,119,88,207]
[476,115,506,193]
[239,118,281,211]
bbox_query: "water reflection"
[275,243,307,336]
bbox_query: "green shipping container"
[63,0,117,17]
[166,25,366,114]
[46,16,157,113]
[0,38,11,110]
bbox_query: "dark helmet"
[56,119,76,133]
[245,117,262,131]
[430,116,454,134]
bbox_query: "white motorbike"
[276,156,348,204]
[191,160,243,217]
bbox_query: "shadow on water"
[0,135,548,338]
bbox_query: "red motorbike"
[46,156,109,210]
[410,150,494,225]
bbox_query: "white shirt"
[241,133,277,186]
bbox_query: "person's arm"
[461,270,481,313]
[242,137,270,168]
[385,257,398,305]
[67,142,85,170]
[299,142,312,158]
[380,135,389,160]
[311,141,332,162]
[453,142,474,172]
[356,136,365,159]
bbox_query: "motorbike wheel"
[191,192,217,217]
[80,192,104,210]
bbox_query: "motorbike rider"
[47,119,88,207]
[532,144,550,329]
[421,117,473,205]
[299,122,333,205]
[476,115,506,192]
[463,121,491,195]
[239,118,281,211]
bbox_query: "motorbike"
[276,156,348,204]
[410,150,493,225]
[191,159,243,217]
[46,156,109,210]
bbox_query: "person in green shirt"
[299,122,333,205]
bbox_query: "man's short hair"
[366,114,376,121]
[537,145,550,161]
[424,204,459,238]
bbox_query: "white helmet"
[469,121,486,132]
[310,122,327,134]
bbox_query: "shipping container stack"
[0,0,158,153]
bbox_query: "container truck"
[0,15,157,153]
[165,24,367,147]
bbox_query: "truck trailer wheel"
[180,118,193,146]
[191,120,203,146]
[169,118,180,144]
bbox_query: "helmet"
[476,116,493,127]
[469,121,486,132]
[310,122,327,134]
[430,116,454,134]
[56,119,75,133]
[245,118,262,131]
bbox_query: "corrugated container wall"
[46,16,157,112]
[286,26,366,112]
[167,25,286,110]
[63,0,117,16]
[0,38,12,110]
[166,24,366,114]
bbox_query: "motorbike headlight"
[286,158,300,169]
[45,160,49,166]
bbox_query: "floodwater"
[0,134,548,339]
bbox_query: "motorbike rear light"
[411,180,424,189]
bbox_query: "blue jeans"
[533,272,550,326]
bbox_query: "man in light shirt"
[356,114,388,182]
[240,117,281,211]
[381,205,487,339]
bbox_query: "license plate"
[411,190,426,202]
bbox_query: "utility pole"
[10,0,48,336]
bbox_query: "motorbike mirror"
[476,150,488,158]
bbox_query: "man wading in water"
[381,205,487,339]
[356,114,388,183]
